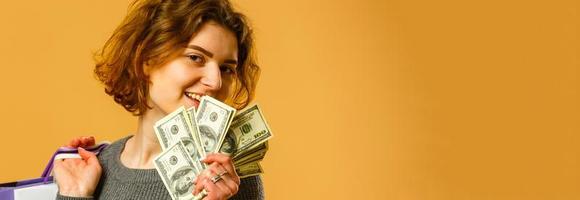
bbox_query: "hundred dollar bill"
[196,96,236,154]
[186,106,205,158]
[154,106,205,171]
[232,142,268,160]
[234,155,266,167]
[232,142,268,164]
[224,104,273,155]
[154,142,199,200]
[218,128,237,155]
[234,149,268,166]
[236,162,263,178]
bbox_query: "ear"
[143,62,153,76]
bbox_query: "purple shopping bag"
[0,143,108,200]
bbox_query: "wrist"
[56,193,94,200]
[58,186,94,198]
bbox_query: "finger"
[208,163,226,176]
[202,153,233,166]
[201,163,236,198]
[80,136,96,147]
[206,157,239,186]
[209,168,235,199]
[194,176,204,195]
[194,170,213,195]
[85,136,96,146]
[202,154,236,179]
[78,147,99,166]
[213,179,234,199]
[208,163,238,194]
[85,136,96,147]
[195,189,208,200]
[79,138,88,147]
[67,138,80,148]
[200,178,222,200]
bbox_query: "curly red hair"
[94,0,260,115]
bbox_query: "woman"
[52,0,262,199]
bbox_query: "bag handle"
[41,143,109,182]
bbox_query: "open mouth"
[185,92,203,108]
[185,92,203,101]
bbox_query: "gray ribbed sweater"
[56,136,264,200]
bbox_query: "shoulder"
[230,176,265,200]
[97,135,132,164]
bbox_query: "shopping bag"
[0,143,109,200]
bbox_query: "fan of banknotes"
[152,96,272,200]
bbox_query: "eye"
[220,65,236,75]
[187,54,205,64]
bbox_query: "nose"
[200,62,222,92]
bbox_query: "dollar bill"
[186,106,205,158]
[234,149,268,166]
[196,96,236,155]
[233,142,268,160]
[155,99,269,190]
[154,142,199,200]
[236,162,263,178]
[154,106,205,171]
[234,154,266,167]
[224,104,273,155]
[218,128,237,155]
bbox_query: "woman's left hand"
[193,153,240,200]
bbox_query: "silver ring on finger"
[210,174,223,183]
[217,170,228,177]
[194,189,208,200]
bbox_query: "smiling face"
[146,21,239,116]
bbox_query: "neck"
[121,110,164,169]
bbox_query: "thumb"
[78,147,99,165]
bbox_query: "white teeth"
[186,92,202,101]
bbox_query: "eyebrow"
[187,44,238,65]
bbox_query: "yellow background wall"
[0,0,577,199]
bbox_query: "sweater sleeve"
[229,175,265,200]
[55,194,94,200]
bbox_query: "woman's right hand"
[52,136,102,197]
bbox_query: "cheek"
[217,78,234,99]
[147,83,166,105]
[147,78,182,108]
